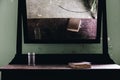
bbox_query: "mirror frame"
[10,0,114,65]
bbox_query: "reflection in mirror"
[23,0,100,43]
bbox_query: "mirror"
[22,0,101,43]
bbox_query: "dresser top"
[0,64,120,70]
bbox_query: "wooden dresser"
[0,64,120,80]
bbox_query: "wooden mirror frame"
[10,0,114,65]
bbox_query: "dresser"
[0,64,120,80]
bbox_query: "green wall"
[107,0,120,65]
[0,0,120,79]
[0,0,17,66]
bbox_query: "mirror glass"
[23,0,101,43]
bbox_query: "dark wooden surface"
[1,64,120,80]
[0,64,120,70]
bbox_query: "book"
[67,18,81,32]
[68,61,91,69]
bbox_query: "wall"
[0,0,120,79]
[107,0,120,65]
[0,0,18,79]
[0,0,17,66]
